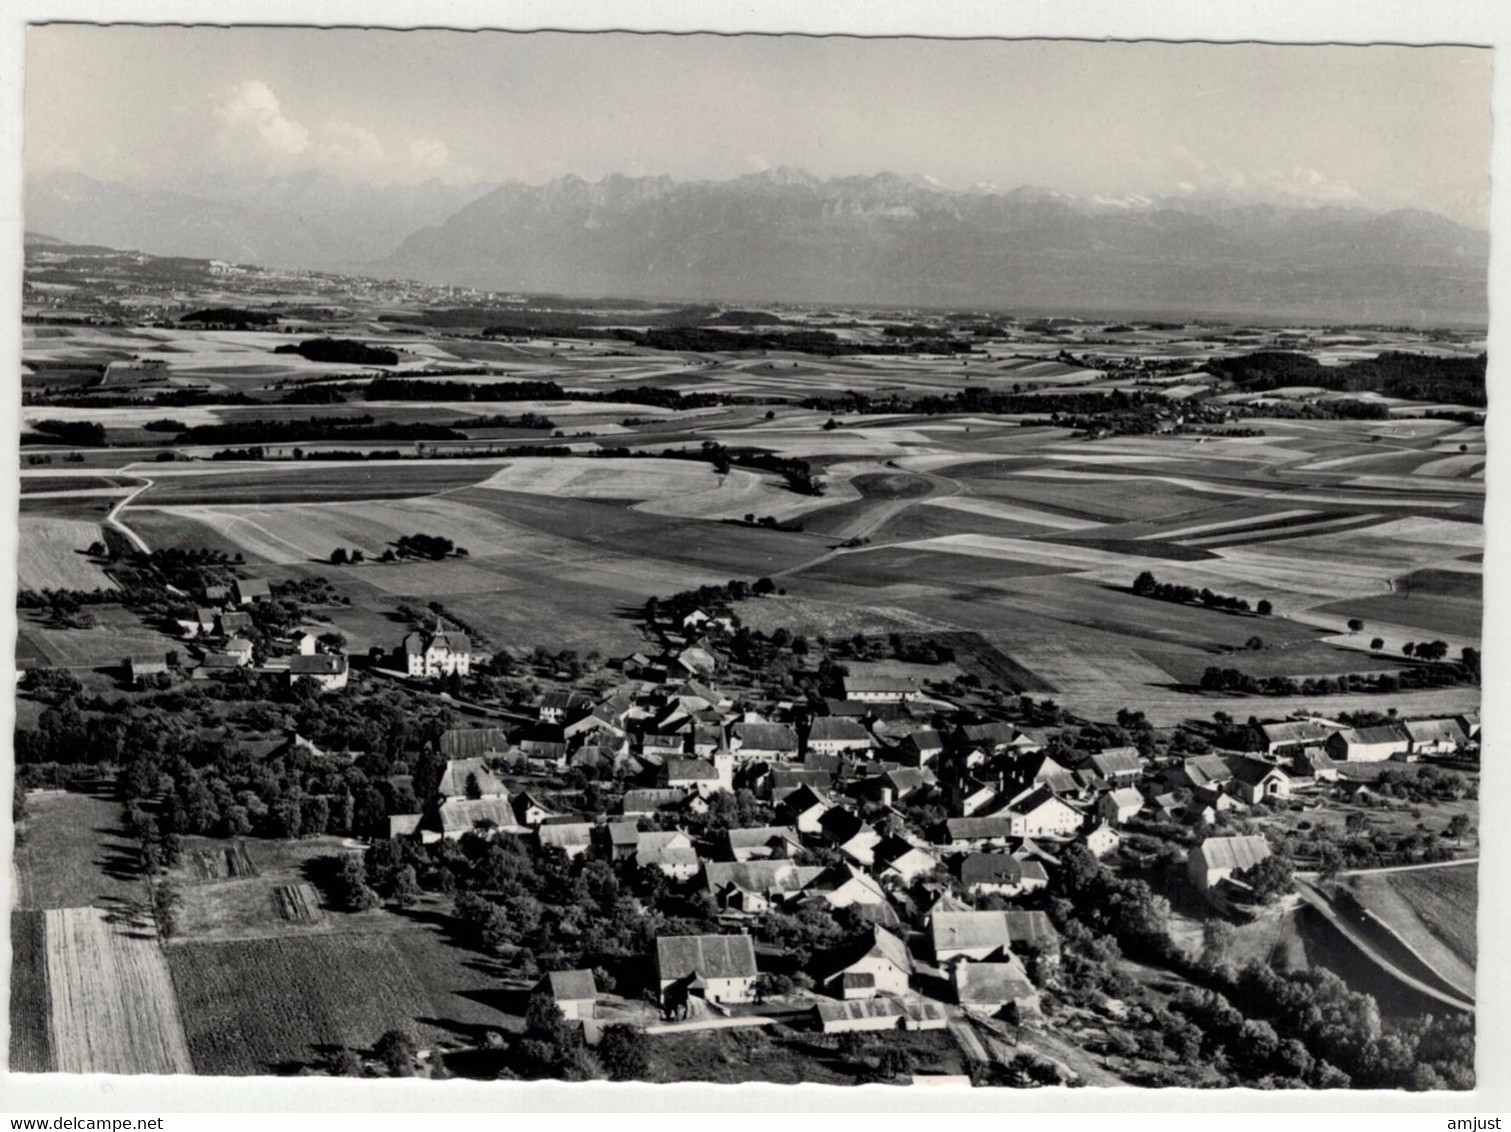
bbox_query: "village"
[54,553,1474,1085]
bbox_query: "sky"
[24,27,1494,225]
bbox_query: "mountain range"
[26,169,1489,323]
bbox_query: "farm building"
[1082,746,1145,784]
[656,934,759,1011]
[1255,719,1337,755]
[438,728,511,760]
[231,577,271,606]
[730,721,800,760]
[959,853,1047,897]
[540,969,597,1021]
[895,729,944,767]
[939,816,1014,851]
[216,611,253,637]
[840,673,919,703]
[539,690,593,724]
[1002,910,1060,958]
[125,654,169,685]
[931,910,1015,964]
[437,757,508,800]
[1097,786,1145,825]
[662,758,722,795]
[811,862,890,910]
[1401,718,1468,756]
[1326,725,1411,763]
[816,926,914,1000]
[429,797,516,840]
[193,652,247,677]
[1458,711,1480,740]
[287,653,348,691]
[813,998,906,1033]
[807,716,874,755]
[704,860,826,913]
[622,788,691,816]
[398,626,471,679]
[388,813,422,839]
[1166,753,1235,792]
[537,818,594,858]
[1223,757,1291,804]
[725,825,802,862]
[952,958,1039,1016]
[1187,834,1272,894]
[603,821,641,861]
[635,830,701,879]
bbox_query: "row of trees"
[1132,570,1265,615]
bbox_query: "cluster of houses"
[140,575,350,689]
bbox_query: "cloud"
[216,80,309,158]
[1168,145,1360,207]
[212,80,461,181]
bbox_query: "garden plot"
[18,516,116,591]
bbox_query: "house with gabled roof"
[730,720,800,761]
[1222,756,1291,805]
[725,825,802,862]
[1401,718,1468,756]
[778,783,832,832]
[232,577,272,606]
[1081,746,1145,784]
[635,830,701,879]
[952,778,1000,818]
[816,925,914,1000]
[939,816,1014,851]
[288,652,348,690]
[1082,820,1120,858]
[807,716,873,755]
[662,757,722,796]
[841,672,919,703]
[704,860,826,913]
[539,689,594,725]
[1097,786,1145,825]
[1255,718,1339,755]
[1187,834,1272,894]
[874,837,942,885]
[1166,753,1235,793]
[437,757,508,801]
[656,934,758,1012]
[511,791,556,827]
[539,969,597,1020]
[958,853,1048,897]
[1003,786,1082,839]
[537,817,594,858]
[894,729,944,768]
[811,862,890,910]
[430,797,516,840]
[930,910,1015,963]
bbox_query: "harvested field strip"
[1010,469,1268,497]
[1182,513,1384,548]
[44,906,194,1075]
[1342,877,1475,1000]
[1142,509,1316,542]
[1415,455,1485,478]
[9,910,54,1072]
[273,884,323,924]
[167,934,434,1075]
[191,842,258,881]
[19,517,117,592]
[923,495,1101,531]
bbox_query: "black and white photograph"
[4,14,1495,1100]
